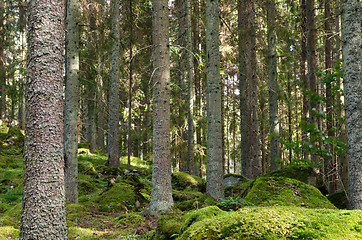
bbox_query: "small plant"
[217,196,244,211]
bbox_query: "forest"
[0,0,361,239]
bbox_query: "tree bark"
[107,0,121,167]
[267,0,280,171]
[20,0,68,238]
[341,0,361,210]
[149,0,174,214]
[205,0,224,201]
[0,1,5,121]
[64,0,80,204]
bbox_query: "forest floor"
[0,122,361,240]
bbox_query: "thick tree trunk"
[20,0,68,238]
[64,0,80,204]
[107,0,121,167]
[267,0,280,171]
[341,0,361,210]
[149,0,174,214]
[205,0,224,201]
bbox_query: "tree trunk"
[20,0,68,238]
[128,0,133,167]
[17,0,26,130]
[107,0,121,168]
[149,0,174,214]
[267,0,280,171]
[306,0,317,163]
[0,1,5,121]
[341,0,361,210]
[205,0,224,201]
[64,0,80,204]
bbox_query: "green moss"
[223,173,248,181]
[328,191,348,209]
[118,213,145,226]
[173,189,203,202]
[6,125,24,147]
[0,203,22,227]
[154,215,183,240]
[180,206,225,234]
[243,176,335,209]
[179,207,362,240]
[264,165,316,185]
[171,172,204,191]
[96,182,137,212]
[224,179,254,198]
[175,194,216,212]
[78,142,90,149]
[0,226,19,239]
[78,161,97,176]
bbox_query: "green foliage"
[281,63,346,166]
[216,196,245,211]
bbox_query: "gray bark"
[267,0,280,171]
[149,0,174,214]
[20,0,68,238]
[0,1,5,120]
[205,0,224,201]
[64,0,80,204]
[107,0,121,167]
[341,0,361,210]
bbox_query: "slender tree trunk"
[186,0,195,175]
[149,0,174,214]
[306,0,317,163]
[17,0,26,130]
[64,0,80,204]
[0,1,5,121]
[128,0,133,167]
[205,0,224,201]
[267,0,280,171]
[107,0,121,167]
[341,0,361,210]
[300,0,309,160]
[20,0,68,238]
[239,0,250,178]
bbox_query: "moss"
[171,172,205,191]
[243,176,336,209]
[6,125,24,147]
[224,179,254,198]
[173,189,203,203]
[78,142,90,149]
[175,194,216,212]
[96,182,137,212]
[181,206,225,231]
[78,174,98,195]
[328,191,348,209]
[264,165,318,185]
[118,213,145,226]
[66,204,88,227]
[178,207,362,240]
[0,203,22,227]
[0,226,19,239]
[96,165,123,177]
[78,161,97,176]
[154,215,183,240]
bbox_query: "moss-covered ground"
[0,122,361,239]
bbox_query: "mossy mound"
[223,173,249,188]
[175,195,217,212]
[243,176,335,208]
[172,172,205,191]
[118,213,145,226]
[180,206,225,234]
[96,182,137,212]
[179,207,362,240]
[78,160,97,176]
[0,203,22,227]
[0,226,19,239]
[154,214,183,240]
[264,165,321,186]
[5,125,24,147]
[224,179,254,198]
[173,189,204,203]
[66,204,89,227]
[328,191,348,209]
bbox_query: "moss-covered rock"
[223,173,249,188]
[178,207,362,240]
[0,226,20,239]
[328,191,348,209]
[224,179,254,198]
[172,172,205,191]
[154,215,183,240]
[66,204,88,227]
[6,125,24,147]
[172,189,204,203]
[180,206,225,234]
[243,176,336,209]
[96,182,137,212]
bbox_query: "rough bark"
[341,0,361,210]
[20,0,68,238]
[205,0,224,201]
[107,0,121,168]
[0,1,5,121]
[64,0,80,204]
[267,0,280,171]
[149,0,174,214]
[185,0,195,175]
